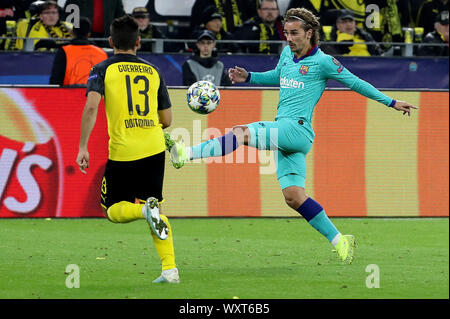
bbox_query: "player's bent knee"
[283,191,298,208]
[284,197,302,210]
[232,125,250,145]
[282,186,308,209]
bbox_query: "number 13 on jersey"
[125,74,150,116]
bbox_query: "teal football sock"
[297,198,340,243]
[308,211,340,243]
[191,132,238,160]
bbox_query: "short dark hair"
[110,15,139,50]
[40,0,59,13]
[73,17,91,39]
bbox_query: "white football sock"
[331,233,341,247]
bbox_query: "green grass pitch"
[0,217,448,299]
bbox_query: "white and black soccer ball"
[186,81,220,115]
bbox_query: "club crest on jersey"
[299,65,309,75]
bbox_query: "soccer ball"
[187,81,220,115]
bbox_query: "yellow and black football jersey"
[86,54,171,161]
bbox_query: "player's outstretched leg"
[165,130,242,169]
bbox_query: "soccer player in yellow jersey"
[76,15,179,283]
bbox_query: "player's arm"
[76,91,101,174]
[157,70,172,129]
[77,65,104,174]
[229,63,281,85]
[158,108,172,129]
[320,55,418,116]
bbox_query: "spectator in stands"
[131,6,166,52]
[1,1,44,51]
[190,0,257,33]
[192,5,240,54]
[287,0,365,26]
[0,1,14,50]
[323,9,383,56]
[15,0,72,51]
[63,0,125,38]
[49,17,107,86]
[366,0,403,54]
[417,0,448,35]
[182,30,232,86]
[418,10,449,56]
[234,0,285,54]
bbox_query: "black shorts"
[100,151,165,210]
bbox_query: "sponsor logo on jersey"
[280,76,305,89]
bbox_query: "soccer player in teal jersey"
[166,7,418,264]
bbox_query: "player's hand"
[228,66,248,84]
[76,148,90,174]
[393,100,418,116]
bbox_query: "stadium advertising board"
[0,88,448,218]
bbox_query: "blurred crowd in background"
[0,0,448,57]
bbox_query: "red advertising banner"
[0,88,448,217]
[0,88,107,217]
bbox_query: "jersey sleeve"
[248,68,280,85]
[157,71,171,110]
[248,68,280,86]
[86,65,105,96]
[319,54,395,107]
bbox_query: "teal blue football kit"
[186,45,395,250]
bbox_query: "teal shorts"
[246,118,313,189]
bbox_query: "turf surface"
[0,217,448,299]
